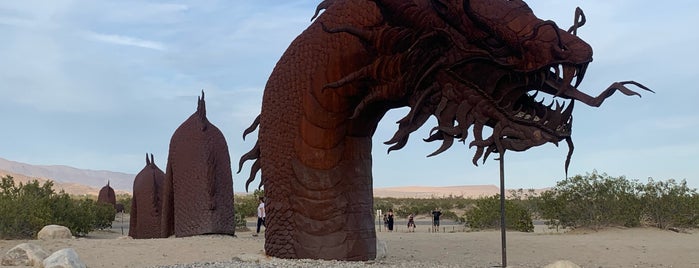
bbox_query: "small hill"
[373,185,548,198]
[0,169,129,196]
[373,185,500,198]
[0,157,133,191]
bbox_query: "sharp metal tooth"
[524,114,532,120]
[573,65,582,88]
[562,100,575,119]
[543,120,549,125]
[555,100,563,113]
[530,90,539,99]
[554,65,561,80]
[562,65,575,87]
[533,116,541,122]
[576,63,588,87]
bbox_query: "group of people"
[382,208,443,232]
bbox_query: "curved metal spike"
[427,135,454,157]
[242,115,260,141]
[423,130,443,143]
[564,137,575,178]
[386,136,409,154]
[311,0,334,21]
[237,141,260,174]
[244,159,261,192]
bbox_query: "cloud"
[85,32,167,51]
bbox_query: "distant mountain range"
[0,157,134,192]
[0,157,545,198]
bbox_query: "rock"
[544,260,581,268]
[376,240,388,259]
[1,243,50,266]
[43,248,86,268]
[37,225,73,240]
[231,253,269,263]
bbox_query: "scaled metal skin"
[161,92,235,237]
[97,181,116,207]
[239,0,651,260]
[129,153,165,239]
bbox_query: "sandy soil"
[1,216,697,268]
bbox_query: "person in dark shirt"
[387,209,395,232]
[407,213,416,232]
[431,208,442,233]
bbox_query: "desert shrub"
[234,214,249,231]
[373,196,476,220]
[441,210,459,221]
[464,194,534,232]
[536,172,699,230]
[0,177,53,238]
[537,171,642,229]
[0,175,116,239]
[373,198,395,213]
[639,178,698,228]
[235,194,259,218]
[234,188,265,218]
[116,194,132,214]
[93,201,117,230]
[508,188,543,217]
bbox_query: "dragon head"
[319,0,651,173]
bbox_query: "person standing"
[431,208,442,233]
[387,209,394,232]
[383,213,388,231]
[254,197,265,237]
[407,213,416,232]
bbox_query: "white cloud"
[85,32,167,51]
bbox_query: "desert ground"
[1,213,697,268]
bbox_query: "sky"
[1,0,698,193]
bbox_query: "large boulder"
[43,248,86,268]
[37,225,73,240]
[544,260,582,268]
[1,243,50,266]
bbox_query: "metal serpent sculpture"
[239,0,651,260]
[129,153,165,239]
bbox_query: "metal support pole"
[499,151,507,267]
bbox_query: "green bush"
[373,196,476,220]
[235,195,259,218]
[116,194,132,214]
[537,171,642,229]
[537,171,698,230]
[464,194,534,232]
[234,214,249,231]
[0,175,116,239]
[639,178,698,228]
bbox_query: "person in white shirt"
[254,197,265,236]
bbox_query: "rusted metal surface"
[161,92,235,237]
[97,181,116,207]
[129,153,165,239]
[239,0,650,260]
